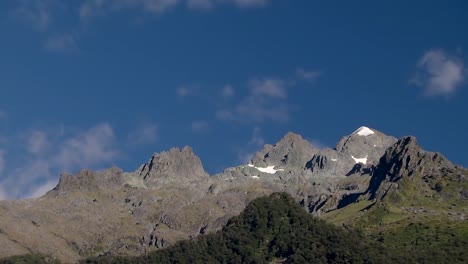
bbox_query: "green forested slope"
[83,193,399,264]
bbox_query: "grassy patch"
[322,200,374,225]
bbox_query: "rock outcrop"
[251,132,317,169]
[135,146,210,188]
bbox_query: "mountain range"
[0,126,466,263]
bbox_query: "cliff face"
[0,127,466,263]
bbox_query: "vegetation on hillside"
[83,193,398,263]
[0,254,60,264]
[3,193,466,263]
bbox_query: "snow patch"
[257,166,284,174]
[353,126,374,136]
[331,158,338,161]
[251,175,259,179]
[248,165,284,174]
[351,155,368,164]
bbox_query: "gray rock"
[135,146,210,187]
[251,132,317,169]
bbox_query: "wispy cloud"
[0,111,7,120]
[80,0,270,18]
[249,126,264,146]
[12,0,55,32]
[191,120,210,133]
[237,126,264,163]
[217,77,290,123]
[80,0,180,19]
[0,123,120,199]
[0,150,6,175]
[128,123,159,145]
[221,84,235,98]
[229,0,270,8]
[27,131,49,155]
[412,49,465,96]
[187,0,214,10]
[176,86,194,97]
[0,186,6,201]
[188,0,270,10]
[307,138,327,150]
[10,0,273,51]
[44,33,79,53]
[250,78,287,98]
[55,123,118,169]
[27,180,58,199]
[296,68,322,81]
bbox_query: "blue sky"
[1,0,467,200]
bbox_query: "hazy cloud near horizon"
[0,123,120,200]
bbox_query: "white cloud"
[187,0,214,10]
[176,86,192,97]
[44,33,79,53]
[12,0,54,31]
[0,186,7,200]
[128,123,159,145]
[221,84,235,98]
[307,138,327,150]
[143,0,180,13]
[413,49,465,96]
[27,179,58,199]
[217,78,290,123]
[0,150,5,175]
[250,78,287,98]
[1,123,120,199]
[27,131,49,154]
[80,0,180,19]
[237,126,264,163]
[79,0,269,18]
[7,159,51,199]
[55,123,118,169]
[228,0,270,8]
[191,120,209,133]
[249,126,264,146]
[234,96,289,122]
[296,68,322,81]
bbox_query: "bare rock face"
[0,127,465,263]
[367,136,462,201]
[135,147,210,188]
[335,127,397,166]
[49,167,125,196]
[251,132,317,169]
[305,127,396,178]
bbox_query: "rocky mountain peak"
[282,131,306,142]
[250,131,317,169]
[335,126,397,166]
[367,136,456,200]
[136,146,209,187]
[50,167,125,196]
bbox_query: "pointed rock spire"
[335,126,397,166]
[367,136,455,200]
[136,146,209,187]
[250,132,317,169]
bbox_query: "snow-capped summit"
[353,126,375,136]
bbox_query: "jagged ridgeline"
[0,127,466,263]
[82,193,395,264]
